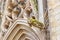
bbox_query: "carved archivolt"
[3,19,45,40]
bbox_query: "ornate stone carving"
[0,0,45,40]
[3,19,45,40]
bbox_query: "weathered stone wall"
[47,0,60,40]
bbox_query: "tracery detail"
[0,0,45,40]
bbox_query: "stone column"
[38,0,44,23]
[47,0,60,40]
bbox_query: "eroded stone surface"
[47,0,60,40]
